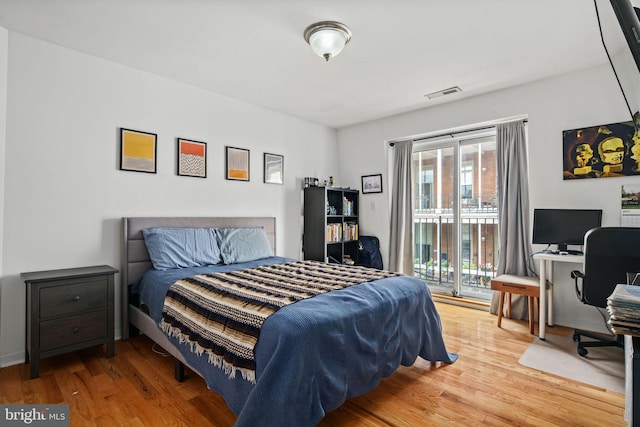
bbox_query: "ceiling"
[0,0,618,129]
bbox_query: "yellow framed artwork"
[120,128,157,173]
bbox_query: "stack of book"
[343,222,358,241]
[607,284,640,336]
[326,223,342,242]
[343,198,355,216]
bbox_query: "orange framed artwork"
[120,128,157,173]
[177,138,207,178]
[225,146,250,181]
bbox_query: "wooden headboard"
[121,216,276,337]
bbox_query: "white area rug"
[519,333,625,393]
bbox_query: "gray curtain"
[490,120,533,319]
[389,140,414,274]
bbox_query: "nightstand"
[22,265,118,379]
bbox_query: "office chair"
[570,227,640,357]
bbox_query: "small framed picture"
[177,138,207,178]
[225,146,250,181]
[120,128,157,173]
[264,153,284,185]
[362,174,383,194]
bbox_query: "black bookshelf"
[303,187,359,264]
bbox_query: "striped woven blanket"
[159,260,399,383]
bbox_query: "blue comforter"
[135,257,457,427]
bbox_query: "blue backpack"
[357,235,383,270]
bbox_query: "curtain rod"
[389,119,528,146]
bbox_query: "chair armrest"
[571,270,584,301]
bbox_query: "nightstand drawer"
[39,310,108,351]
[39,279,108,318]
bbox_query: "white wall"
[337,62,636,334]
[0,32,339,366]
[607,7,640,118]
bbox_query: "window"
[461,162,473,200]
[418,167,434,210]
[411,129,498,300]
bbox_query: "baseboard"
[433,294,490,311]
[0,351,24,369]
[0,331,124,369]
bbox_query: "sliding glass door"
[413,131,498,300]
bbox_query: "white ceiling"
[0,0,617,129]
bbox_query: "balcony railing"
[413,197,498,297]
[415,192,498,215]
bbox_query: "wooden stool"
[491,274,540,334]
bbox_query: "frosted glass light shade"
[304,21,352,61]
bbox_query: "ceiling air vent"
[424,86,462,100]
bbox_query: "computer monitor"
[532,208,603,254]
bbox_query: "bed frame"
[121,217,276,377]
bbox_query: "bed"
[122,216,457,427]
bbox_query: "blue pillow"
[216,227,274,264]
[142,227,222,270]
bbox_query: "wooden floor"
[0,302,626,426]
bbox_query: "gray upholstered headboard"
[122,216,276,287]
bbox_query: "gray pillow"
[216,227,274,264]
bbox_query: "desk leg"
[539,259,547,340]
[547,260,554,327]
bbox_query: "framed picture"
[225,146,250,181]
[264,153,284,184]
[120,128,157,173]
[362,174,383,194]
[177,138,207,178]
[562,117,639,179]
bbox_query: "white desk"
[533,252,584,340]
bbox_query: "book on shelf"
[326,223,342,242]
[343,222,358,241]
[343,197,355,216]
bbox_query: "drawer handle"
[72,327,80,334]
[72,295,80,302]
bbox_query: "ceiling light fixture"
[304,21,352,61]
